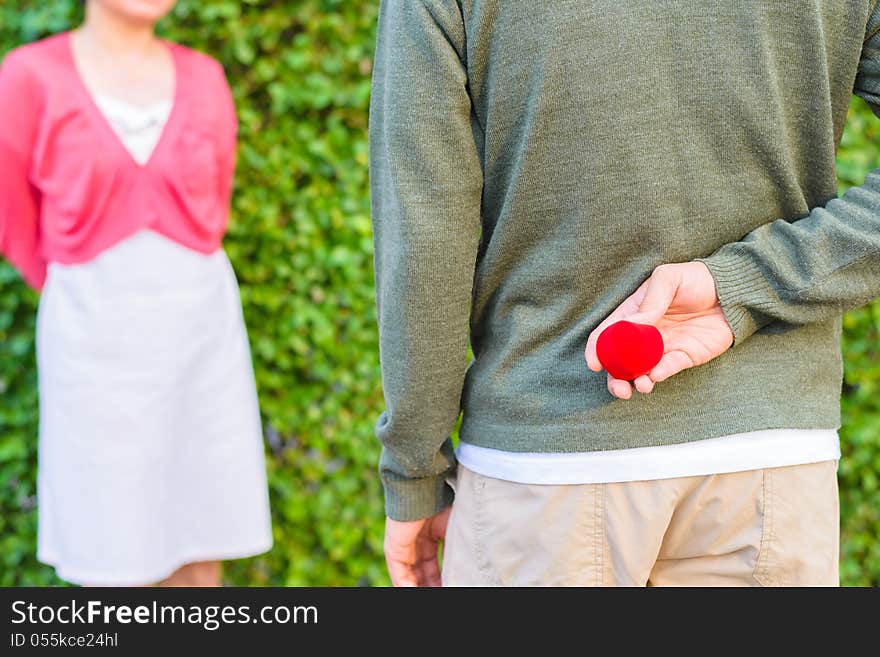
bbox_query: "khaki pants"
[441,460,839,586]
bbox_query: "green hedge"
[0,1,878,586]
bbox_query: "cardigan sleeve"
[213,59,238,207]
[691,4,880,348]
[0,49,46,290]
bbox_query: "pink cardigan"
[0,32,237,290]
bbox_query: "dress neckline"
[92,94,174,115]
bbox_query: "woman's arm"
[0,49,45,290]
[212,57,238,206]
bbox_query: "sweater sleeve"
[0,50,45,290]
[369,0,483,521]
[692,5,880,348]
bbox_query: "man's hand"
[585,262,734,399]
[384,506,452,587]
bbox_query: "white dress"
[35,94,273,585]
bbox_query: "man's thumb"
[628,265,678,325]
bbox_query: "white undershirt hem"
[455,428,841,485]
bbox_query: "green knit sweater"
[369,0,880,521]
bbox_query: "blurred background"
[0,1,878,586]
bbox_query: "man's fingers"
[428,506,451,541]
[416,557,443,587]
[386,557,419,587]
[384,510,450,587]
[607,373,632,399]
[649,349,696,382]
[602,318,690,397]
[388,552,441,587]
[633,374,654,393]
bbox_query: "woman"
[0,0,273,586]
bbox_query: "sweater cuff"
[382,470,455,522]
[692,249,774,347]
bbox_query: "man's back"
[370,0,880,520]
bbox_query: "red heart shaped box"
[596,320,664,381]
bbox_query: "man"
[369,0,880,586]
